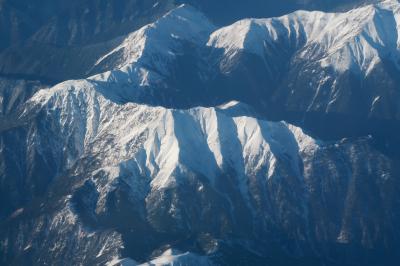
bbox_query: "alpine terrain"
[1,0,400,265]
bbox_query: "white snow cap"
[208,0,400,73]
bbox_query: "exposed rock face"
[1,1,400,266]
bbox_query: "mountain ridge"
[1,1,400,265]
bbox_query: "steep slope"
[1,2,400,266]
[206,0,400,143]
[0,0,377,82]
[91,4,215,81]
[1,63,400,265]
[0,0,176,82]
[208,0,400,108]
[209,0,400,73]
[0,0,376,51]
[179,0,379,25]
[0,0,176,50]
[0,78,311,264]
[87,4,216,106]
[107,249,212,266]
[86,1,400,147]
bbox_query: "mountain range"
[1,1,400,265]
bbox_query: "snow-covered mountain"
[3,74,399,265]
[207,0,400,115]
[209,0,400,73]
[25,78,314,199]
[1,1,400,265]
[83,1,400,121]
[66,1,400,152]
[205,0,400,147]
[0,0,373,83]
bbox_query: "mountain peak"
[92,4,214,74]
[208,1,400,74]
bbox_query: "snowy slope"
[88,0,400,85]
[73,1,400,123]
[138,249,213,266]
[27,78,317,209]
[204,0,400,122]
[2,2,400,265]
[106,249,213,266]
[10,68,323,265]
[208,0,400,74]
[17,1,398,233]
[89,4,215,88]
